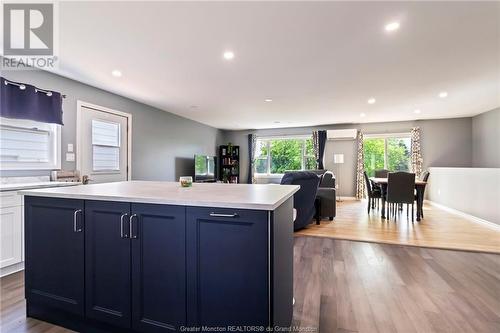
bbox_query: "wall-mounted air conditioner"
[326,129,358,140]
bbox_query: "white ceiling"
[34,2,500,129]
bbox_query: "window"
[92,120,120,172]
[0,117,61,170]
[363,134,411,177]
[255,136,315,176]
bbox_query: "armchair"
[309,170,337,220]
[281,171,321,231]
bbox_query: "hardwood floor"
[2,237,500,332]
[292,237,500,332]
[296,200,500,254]
[0,271,73,333]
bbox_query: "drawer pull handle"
[73,209,83,232]
[129,214,138,239]
[209,212,239,218]
[120,213,128,238]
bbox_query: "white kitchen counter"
[0,181,81,192]
[19,181,300,210]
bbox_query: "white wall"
[426,167,500,225]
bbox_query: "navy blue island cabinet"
[24,195,294,333]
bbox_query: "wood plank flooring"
[296,200,500,254]
[0,271,72,333]
[2,237,500,332]
[292,237,500,333]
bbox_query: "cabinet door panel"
[85,200,131,328]
[131,204,186,333]
[186,207,269,327]
[24,197,84,315]
[0,205,22,268]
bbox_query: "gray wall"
[222,117,473,196]
[1,70,223,181]
[472,107,500,168]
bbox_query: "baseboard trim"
[0,261,24,278]
[425,200,500,230]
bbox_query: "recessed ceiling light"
[367,98,376,104]
[265,99,273,102]
[223,51,235,60]
[274,121,281,124]
[360,113,366,117]
[439,91,448,98]
[414,109,421,114]
[385,22,400,32]
[111,70,122,77]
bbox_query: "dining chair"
[386,172,416,221]
[363,171,382,213]
[415,170,430,218]
[374,169,390,178]
[420,170,430,182]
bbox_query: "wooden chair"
[374,169,390,178]
[386,172,416,221]
[363,171,382,213]
[415,170,430,218]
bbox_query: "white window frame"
[254,135,314,179]
[0,117,61,171]
[363,132,412,172]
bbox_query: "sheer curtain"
[411,127,423,177]
[355,130,365,199]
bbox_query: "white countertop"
[1,181,81,192]
[19,181,300,210]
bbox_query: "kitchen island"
[20,181,299,333]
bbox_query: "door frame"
[76,100,132,181]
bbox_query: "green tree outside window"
[257,137,315,174]
[363,136,411,177]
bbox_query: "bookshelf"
[219,144,240,183]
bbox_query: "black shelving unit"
[219,145,240,183]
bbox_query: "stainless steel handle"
[73,209,83,232]
[129,214,138,239]
[209,212,239,218]
[120,213,128,238]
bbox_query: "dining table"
[370,177,427,221]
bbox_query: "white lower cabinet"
[0,191,24,276]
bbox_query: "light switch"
[66,153,75,162]
[67,143,74,152]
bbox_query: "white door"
[77,104,131,184]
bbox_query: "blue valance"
[0,76,64,125]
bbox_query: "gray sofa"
[310,170,337,220]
